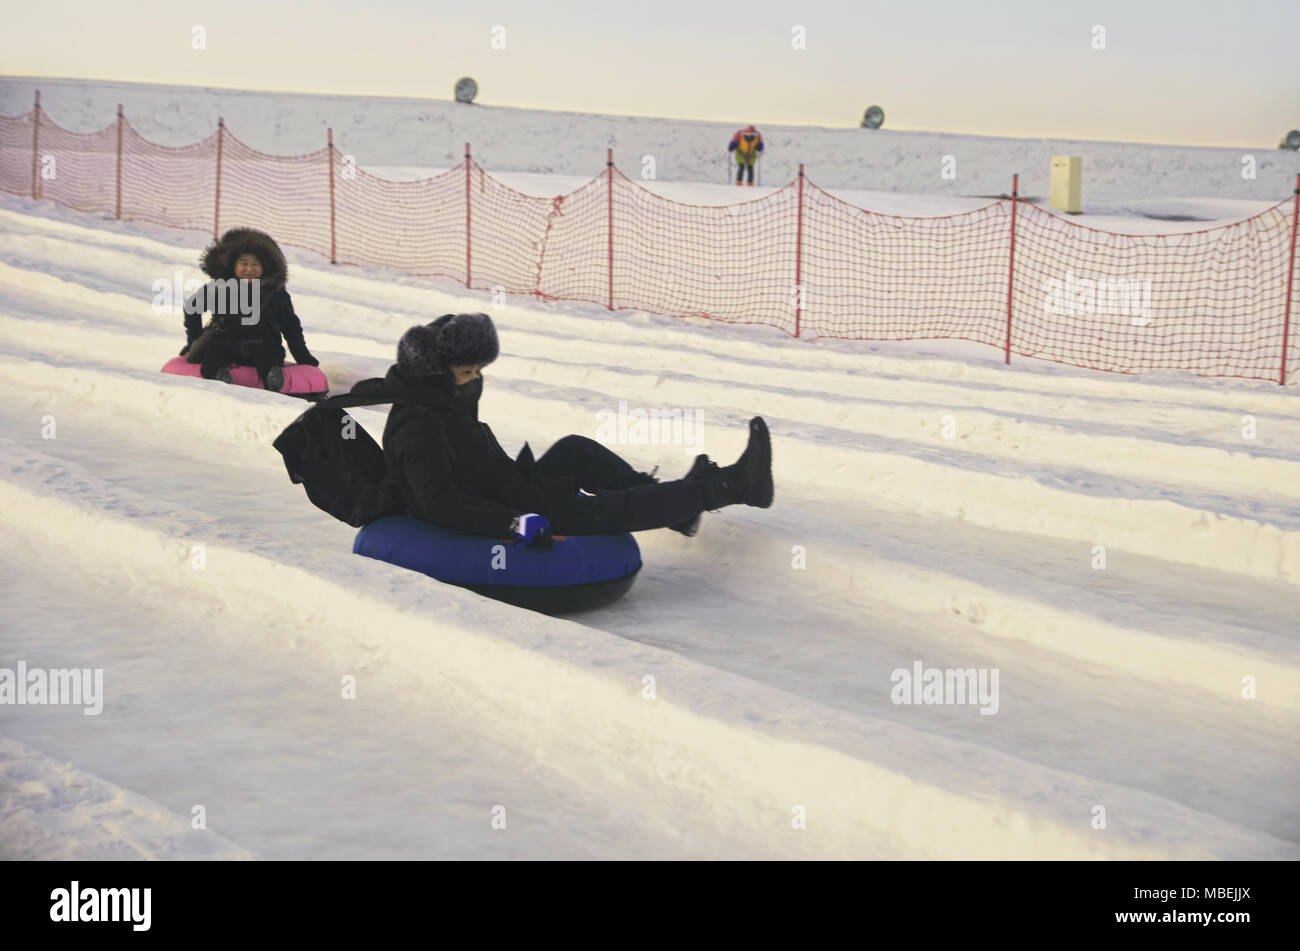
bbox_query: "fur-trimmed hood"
[199,228,288,294]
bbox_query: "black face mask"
[453,376,483,404]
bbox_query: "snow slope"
[3,75,1298,206]
[2,189,1298,859]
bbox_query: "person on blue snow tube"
[362,313,774,548]
[179,228,319,391]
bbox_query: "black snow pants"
[515,435,705,536]
[197,333,285,384]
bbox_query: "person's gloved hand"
[511,513,553,548]
[179,343,191,356]
[294,351,320,367]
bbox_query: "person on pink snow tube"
[179,228,319,391]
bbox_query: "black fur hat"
[397,313,499,377]
[199,228,288,294]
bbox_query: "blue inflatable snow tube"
[353,515,642,614]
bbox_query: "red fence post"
[327,128,337,264]
[464,143,472,288]
[30,91,40,200]
[1004,173,1019,365]
[213,117,224,240]
[795,163,805,338]
[607,148,614,310]
[115,104,123,221]
[1281,173,1300,386]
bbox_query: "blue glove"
[512,513,553,548]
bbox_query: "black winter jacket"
[182,227,315,364]
[183,281,314,362]
[357,366,575,538]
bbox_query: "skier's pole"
[213,117,224,240]
[1281,173,1300,386]
[464,143,472,288]
[30,91,40,200]
[794,163,805,338]
[327,128,337,265]
[1004,173,1018,365]
[114,104,123,221]
[607,147,614,310]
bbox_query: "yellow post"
[1050,156,1083,214]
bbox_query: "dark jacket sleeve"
[182,281,211,343]
[393,415,520,538]
[276,291,315,363]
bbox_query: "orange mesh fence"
[218,127,332,258]
[119,120,217,232]
[595,165,800,333]
[1010,201,1297,380]
[30,111,118,215]
[1,103,1296,384]
[333,160,467,280]
[800,180,1011,346]
[533,172,612,309]
[0,110,34,197]
[466,159,557,294]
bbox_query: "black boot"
[698,417,774,510]
[263,366,285,392]
[213,367,233,384]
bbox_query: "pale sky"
[3,0,1297,147]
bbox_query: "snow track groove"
[2,350,1295,705]
[3,346,1298,587]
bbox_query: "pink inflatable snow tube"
[161,357,328,395]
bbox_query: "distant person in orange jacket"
[728,125,764,186]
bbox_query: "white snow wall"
[2,75,1298,202]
